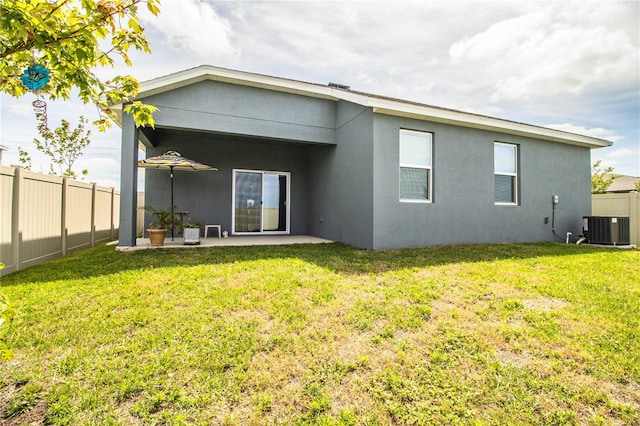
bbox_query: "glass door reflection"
[233,170,289,234]
[234,171,262,233]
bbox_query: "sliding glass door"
[233,170,289,234]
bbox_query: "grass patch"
[1,242,638,424]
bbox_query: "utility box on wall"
[583,216,630,245]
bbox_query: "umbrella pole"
[170,166,174,241]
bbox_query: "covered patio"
[117,66,338,250]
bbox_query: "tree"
[19,115,92,179]
[0,0,160,129]
[591,160,618,194]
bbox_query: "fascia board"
[371,101,612,149]
[138,65,344,101]
[110,65,353,123]
[113,65,613,149]
[111,65,372,126]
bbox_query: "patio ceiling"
[139,126,330,150]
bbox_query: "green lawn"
[1,242,638,425]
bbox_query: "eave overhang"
[369,103,612,149]
[112,65,613,150]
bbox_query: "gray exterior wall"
[370,114,591,249]
[142,80,337,145]
[144,133,311,236]
[308,101,375,248]
[123,78,594,249]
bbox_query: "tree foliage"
[0,294,14,362]
[19,115,92,179]
[0,0,160,129]
[591,160,618,194]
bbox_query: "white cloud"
[545,123,624,142]
[449,3,638,102]
[355,71,376,86]
[2,2,637,183]
[142,0,239,61]
[592,145,640,176]
[76,157,121,188]
[605,147,636,159]
[8,103,35,117]
[604,147,640,176]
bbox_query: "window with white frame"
[494,142,518,204]
[400,129,432,201]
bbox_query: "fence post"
[630,191,638,246]
[61,177,67,256]
[111,187,116,240]
[12,166,22,272]
[91,183,97,247]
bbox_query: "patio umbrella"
[138,150,217,240]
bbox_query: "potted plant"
[144,205,182,246]
[183,222,201,245]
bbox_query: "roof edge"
[371,105,612,149]
[115,65,349,105]
[112,65,613,149]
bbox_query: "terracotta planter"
[147,228,167,246]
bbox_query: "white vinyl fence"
[592,191,639,246]
[1,166,119,276]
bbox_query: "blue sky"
[1,0,638,189]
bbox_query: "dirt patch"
[600,379,640,412]
[1,399,47,426]
[494,348,531,368]
[0,376,47,426]
[570,375,640,425]
[429,298,458,320]
[522,297,569,311]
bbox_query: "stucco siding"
[309,101,375,248]
[372,114,591,249]
[124,72,597,250]
[141,80,337,145]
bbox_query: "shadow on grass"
[1,240,627,287]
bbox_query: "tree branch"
[0,0,144,60]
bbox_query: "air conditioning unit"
[582,216,630,245]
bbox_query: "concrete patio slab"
[116,235,334,251]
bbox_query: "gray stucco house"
[116,65,611,250]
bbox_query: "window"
[400,129,432,201]
[494,142,518,204]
